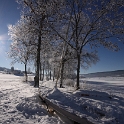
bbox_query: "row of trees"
[8,0,123,89]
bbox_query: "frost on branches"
[8,0,124,89]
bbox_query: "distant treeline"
[80,70,124,78]
[0,67,11,72]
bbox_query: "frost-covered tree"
[16,0,63,87]
[8,19,34,82]
[10,0,123,90]
[8,40,29,81]
[59,44,77,87]
[49,0,124,89]
[15,0,45,86]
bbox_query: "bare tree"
[16,0,62,87]
[11,0,123,90]
[49,0,124,89]
[8,22,33,82]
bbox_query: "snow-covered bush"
[63,79,75,87]
[80,80,87,89]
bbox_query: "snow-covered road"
[0,73,64,124]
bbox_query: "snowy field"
[82,77,124,98]
[0,73,124,124]
[0,73,64,124]
[39,76,124,124]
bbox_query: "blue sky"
[0,0,24,70]
[0,0,124,73]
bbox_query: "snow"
[1,73,124,124]
[0,73,64,124]
[39,77,124,124]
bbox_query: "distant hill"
[80,70,124,78]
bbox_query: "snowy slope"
[0,74,64,124]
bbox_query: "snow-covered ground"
[39,77,124,124]
[82,77,124,98]
[0,73,64,124]
[1,73,124,124]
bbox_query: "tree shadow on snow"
[16,95,47,119]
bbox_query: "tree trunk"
[40,62,42,81]
[35,35,41,87]
[25,63,28,82]
[50,70,51,80]
[47,62,49,81]
[60,60,64,88]
[42,66,44,81]
[76,54,80,90]
[53,68,55,82]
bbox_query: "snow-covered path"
[0,73,63,124]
